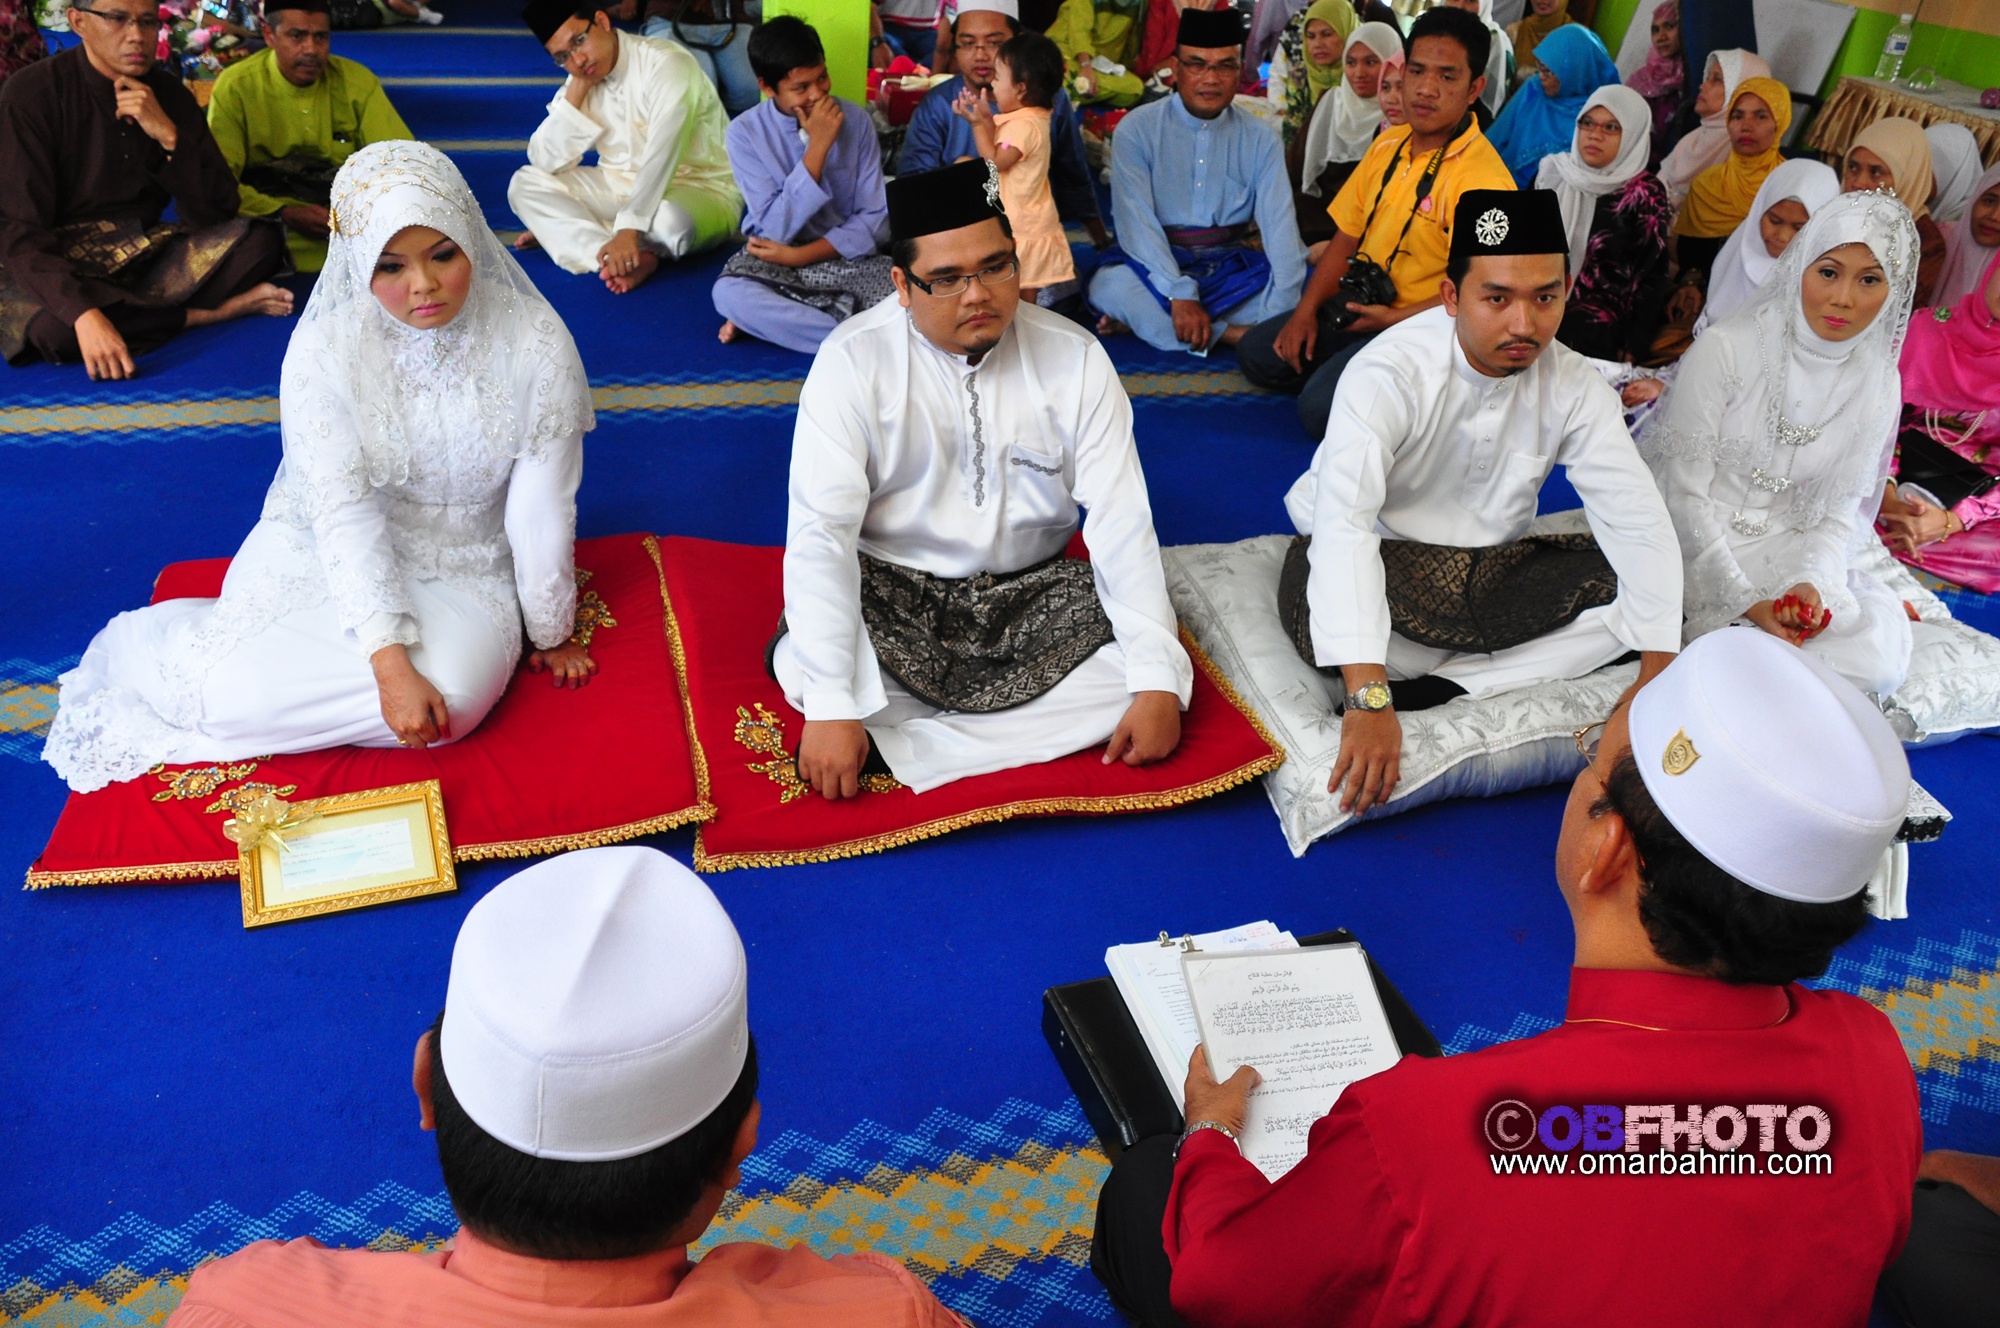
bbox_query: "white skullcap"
[1627,628,1909,904]
[440,846,749,1162]
[955,0,1020,18]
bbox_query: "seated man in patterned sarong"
[0,0,291,379]
[1283,189,1682,816]
[712,17,891,355]
[777,159,1193,797]
[1087,7,1306,357]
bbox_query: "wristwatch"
[1345,680,1393,712]
[1174,1119,1240,1160]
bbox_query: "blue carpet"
[3,8,1997,1325]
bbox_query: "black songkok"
[267,0,331,14]
[1177,7,1244,50]
[887,158,1006,243]
[1448,189,1567,267]
[522,0,579,46]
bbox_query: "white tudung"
[440,846,751,1161]
[1628,627,1909,903]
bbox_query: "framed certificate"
[238,780,455,928]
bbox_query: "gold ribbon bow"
[223,792,318,855]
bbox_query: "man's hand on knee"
[798,719,870,799]
[1170,298,1212,351]
[1328,664,1401,813]
[597,228,646,277]
[73,309,135,381]
[1103,690,1181,767]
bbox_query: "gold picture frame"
[238,780,455,928]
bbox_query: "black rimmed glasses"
[904,258,1019,297]
[550,29,591,68]
[71,5,164,32]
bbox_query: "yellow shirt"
[1327,118,1515,309]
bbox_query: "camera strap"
[1356,117,1464,278]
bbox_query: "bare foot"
[601,250,660,295]
[185,282,294,327]
[718,318,739,343]
[1095,314,1129,337]
[512,230,540,251]
[1215,323,1248,349]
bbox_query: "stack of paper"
[1105,921,1297,1111]
[1182,943,1402,1179]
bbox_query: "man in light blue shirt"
[1087,7,1305,355]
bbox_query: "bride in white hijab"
[1639,190,1922,698]
[46,142,596,793]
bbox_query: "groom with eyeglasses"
[774,158,1192,800]
[0,1,292,379]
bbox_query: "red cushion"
[656,535,1284,870]
[29,534,710,887]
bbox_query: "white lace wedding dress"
[43,142,592,794]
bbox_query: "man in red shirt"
[1092,627,1923,1327]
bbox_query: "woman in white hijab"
[45,142,597,793]
[1701,157,1841,328]
[1933,158,2000,309]
[1639,190,1923,697]
[1537,84,1671,359]
[1656,47,1768,211]
[1298,20,1400,201]
[1925,122,1984,225]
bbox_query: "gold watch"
[1345,680,1393,712]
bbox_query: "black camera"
[1327,255,1398,330]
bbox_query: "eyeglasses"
[1576,115,1621,134]
[550,29,590,68]
[1572,719,1607,762]
[72,5,164,32]
[1177,56,1243,77]
[904,258,1019,297]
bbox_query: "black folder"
[1041,929,1442,1158]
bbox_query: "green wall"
[1821,11,2000,97]
[1588,1,1999,120]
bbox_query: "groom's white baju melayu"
[44,142,594,794]
[777,298,1193,793]
[1640,190,1921,698]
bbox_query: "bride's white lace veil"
[276,141,594,511]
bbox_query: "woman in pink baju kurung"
[1880,249,2000,592]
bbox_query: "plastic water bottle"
[1874,13,1915,81]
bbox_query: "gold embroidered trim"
[25,805,714,888]
[692,627,1285,871]
[150,760,260,802]
[25,857,239,888]
[569,566,619,650]
[648,535,717,812]
[205,780,300,817]
[452,806,712,861]
[734,701,900,803]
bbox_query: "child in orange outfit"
[956,31,1076,301]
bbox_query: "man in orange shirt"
[168,846,963,1328]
